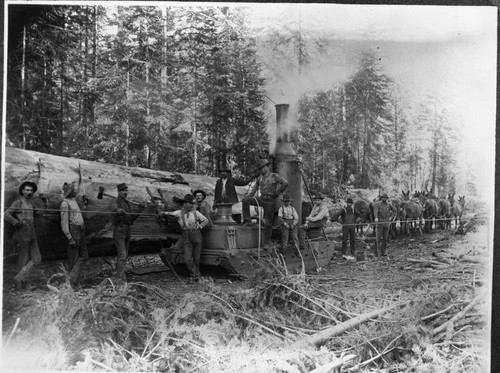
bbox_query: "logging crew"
[60,182,88,288]
[299,193,329,247]
[213,166,252,223]
[4,181,42,290]
[159,194,209,282]
[193,189,213,227]
[277,194,300,255]
[112,183,145,280]
[373,193,395,257]
[340,198,356,259]
[242,159,288,247]
[213,166,252,206]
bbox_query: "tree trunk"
[4,147,224,260]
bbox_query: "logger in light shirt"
[60,181,88,289]
[159,193,209,283]
[277,194,300,255]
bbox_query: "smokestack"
[272,104,302,222]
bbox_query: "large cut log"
[3,147,250,260]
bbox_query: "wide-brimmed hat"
[255,158,270,171]
[62,182,76,198]
[281,194,293,202]
[173,194,195,204]
[312,193,324,200]
[380,193,389,199]
[19,181,37,195]
[346,198,354,203]
[117,183,128,191]
[192,189,207,199]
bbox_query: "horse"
[353,199,373,236]
[423,198,439,232]
[437,198,451,229]
[401,190,423,235]
[389,197,402,239]
[449,193,465,229]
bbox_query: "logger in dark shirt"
[112,183,145,280]
[340,198,356,259]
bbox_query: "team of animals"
[332,190,466,237]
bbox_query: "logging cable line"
[3,207,160,217]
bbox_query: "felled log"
[303,302,405,348]
[3,147,248,259]
[432,290,487,337]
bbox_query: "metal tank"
[160,104,335,279]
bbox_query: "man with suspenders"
[160,193,209,282]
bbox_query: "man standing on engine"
[241,159,288,248]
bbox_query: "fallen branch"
[407,258,447,266]
[303,301,406,348]
[432,290,487,336]
[309,354,357,373]
[421,303,458,322]
[459,255,484,264]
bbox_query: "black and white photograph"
[1,1,496,372]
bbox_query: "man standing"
[112,183,145,280]
[193,189,213,227]
[242,159,288,247]
[4,181,42,290]
[213,166,252,223]
[277,194,300,255]
[60,182,88,288]
[373,193,395,257]
[213,166,252,206]
[159,194,209,282]
[340,198,356,259]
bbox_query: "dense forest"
[6,4,470,197]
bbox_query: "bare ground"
[1,223,491,372]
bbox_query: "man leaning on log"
[112,183,145,281]
[4,181,42,291]
[60,182,88,289]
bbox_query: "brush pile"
[2,228,489,372]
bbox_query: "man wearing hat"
[60,182,88,288]
[299,193,330,247]
[4,181,42,290]
[339,198,356,259]
[112,183,145,280]
[242,159,289,246]
[159,194,209,282]
[193,189,213,227]
[213,166,252,223]
[373,193,395,257]
[214,166,252,206]
[277,194,300,255]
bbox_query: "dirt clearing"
[2,224,490,372]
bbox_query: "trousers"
[68,225,89,283]
[113,225,131,280]
[342,226,356,255]
[13,223,42,283]
[242,196,276,243]
[279,220,300,253]
[182,229,202,278]
[376,223,391,255]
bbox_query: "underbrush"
[1,265,489,372]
